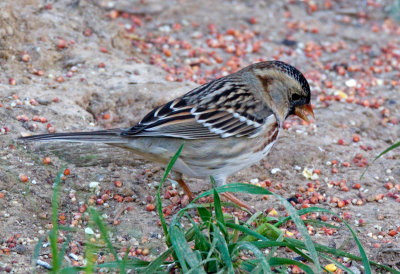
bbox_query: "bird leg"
[222,192,255,213]
[176,178,195,200]
[174,176,254,214]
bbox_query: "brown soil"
[1,0,399,272]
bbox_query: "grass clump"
[34,145,400,273]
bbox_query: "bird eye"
[291,93,301,101]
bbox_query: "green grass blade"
[169,224,205,273]
[50,169,64,273]
[193,183,323,270]
[213,188,225,227]
[89,208,120,266]
[156,143,184,238]
[292,207,371,273]
[245,211,263,226]
[186,213,210,252]
[271,193,322,272]
[269,257,314,274]
[319,253,355,274]
[232,242,271,273]
[120,245,130,274]
[303,219,341,229]
[186,258,219,274]
[361,141,400,179]
[33,236,45,274]
[59,267,81,274]
[98,258,151,269]
[373,141,400,161]
[211,223,234,273]
[57,234,71,270]
[266,231,284,261]
[240,260,258,272]
[141,248,173,273]
[283,237,398,273]
[225,222,271,242]
[192,183,273,202]
[197,206,212,222]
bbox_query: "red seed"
[146,204,155,211]
[99,47,108,53]
[320,215,328,221]
[342,212,351,220]
[375,194,384,201]
[9,78,16,85]
[21,53,30,62]
[114,180,123,187]
[385,182,393,190]
[19,174,28,182]
[337,66,346,76]
[388,230,397,237]
[361,100,370,107]
[113,219,120,226]
[84,28,92,36]
[249,17,257,24]
[114,194,123,203]
[341,186,349,192]
[352,134,360,142]
[337,139,345,145]
[162,48,172,57]
[56,76,64,83]
[57,39,68,49]
[78,204,87,213]
[208,24,217,34]
[42,157,51,165]
[63,168,70,175]
[146,195,154,203]
[342,162,350,167]
[124,196,133,203]
[164,191,171,199]
[102,113,110,120]
[352,183,361,189]
[109,10,119,19]
[331,167,338,174]
[337,200,345,208]
[47,126,56,133]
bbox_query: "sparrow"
[20,61,314,211]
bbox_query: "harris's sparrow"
[20,61,314,211]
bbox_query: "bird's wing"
[122,78,275,139]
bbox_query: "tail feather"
[19,128,128,143]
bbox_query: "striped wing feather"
[122,78,274,139]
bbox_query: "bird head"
[251,60,314,124]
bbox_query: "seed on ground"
[146,204,155,211]
[19,174,28,182]
[42,157,51,165]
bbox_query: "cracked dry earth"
[1,0,400,272]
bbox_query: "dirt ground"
[1,0,400,272]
